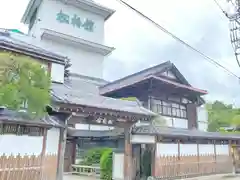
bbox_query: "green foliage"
[207,100,240,132]
[152,115,166,126]
[219,127,240,134]
[81,147,111,165]
[121,97,139,102]
[0,52,51,117]
[232,115,240,126]
[100,149,113,180]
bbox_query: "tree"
[0,51,51,117]
[207,100,240,132]
[232,115,240,127]
[152,115,166,126]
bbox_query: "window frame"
[151,97,187,119]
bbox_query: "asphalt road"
[63,174,240,180]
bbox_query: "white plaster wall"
[199,144,214,155]
[156,143,178,157]
[197,106,208,123]
[112,153,124,180]
[131,135,155,144]
[75,124,114,130]
[32,0,105,44]
[45,127,60,154]
[197,106,208,132]
[173,117,188,129]
[180,144,198,155]
[40,40,104,78]
[12,0,108,79]
[161,116,188,129]
[162,116,173,127]
[216,145,229,155]
[0,134,43,156]
[198,121,208,132]
[156,143,229,157]
[51,63,65,83]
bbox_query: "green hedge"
[81,147,111,165]
[100,149,113,180]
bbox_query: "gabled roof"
[99,61,207,95]
[51,75,156,118]
[0,30,66,64]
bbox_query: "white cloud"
[0,0,29,32]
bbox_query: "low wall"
[155,143,232,179]
[0,124,60,180]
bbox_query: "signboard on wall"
[56,10,95,32]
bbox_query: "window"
[151,99,187,119]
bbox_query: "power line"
[213,0,229,18]
[115,0,240,79]
[212,0,240,68]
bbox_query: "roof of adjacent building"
[51,74,156,117]
[0,107,65,128]
[66,123,240,140]
[0,29,66,64]
[132,125,240,140]
[99,61,208,96]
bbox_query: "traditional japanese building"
[0,0,238,179]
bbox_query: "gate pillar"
[124,127,133,180]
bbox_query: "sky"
[0,0,240,106]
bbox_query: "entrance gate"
[64,140,75,172]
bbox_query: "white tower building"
[21,0,115,82]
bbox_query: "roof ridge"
[69,73,108,84]
[100,61,171,88]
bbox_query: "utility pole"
[227,0,240,67]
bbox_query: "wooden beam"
[40,128,47,179]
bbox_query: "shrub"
[100,149,113,180]
[81,147,111,165]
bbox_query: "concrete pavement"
[63,174,99,180]
[63,173,240,180]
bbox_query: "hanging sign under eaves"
[56,10,95,32]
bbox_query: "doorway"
[140,144,153,180]
[64,140,75,172]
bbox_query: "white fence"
[70,165,101,177]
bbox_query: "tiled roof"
[51,77,156,117]
[151,75,207,94]
[99,61,207,95]
[0,29,66,64]
[132,125,240,140]
[0,107,63,127]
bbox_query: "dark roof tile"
[132,125,240,140]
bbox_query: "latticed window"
[151,99,187,119]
